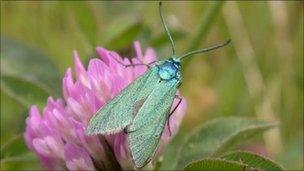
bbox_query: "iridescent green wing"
[86,67,159,135]
[128,78,179,168]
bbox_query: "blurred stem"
[222,2,283,156]
[268,1,294,120]
[185,2,224,53]
[0,134,22,152]
[0,152,36,164]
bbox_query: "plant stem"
[222,1,283,156]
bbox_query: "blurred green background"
[1,1,303,170]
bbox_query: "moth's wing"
[86,67,160,135]
[128,78,179,168]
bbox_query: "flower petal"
[64,143,95,171]
[73,51,90,88]
[114,133,133,170]
[24,105,42,150]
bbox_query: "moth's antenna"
[179,39,231,60]
[159,1,176,56]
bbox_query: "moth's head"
[157,57,181,81]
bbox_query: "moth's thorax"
[156,57,181,81]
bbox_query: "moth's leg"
[129,56,157,68]
[120,62,156,68]
[171,95,182,117]
[167,96,183,136]
[110,53,156,68]
[174,94,182,100]
[123,127,137,134]
[123,127,134,134]
[177,81,182,88]
[123,128,129,134]
[136,58,152,69]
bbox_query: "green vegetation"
[1,1,303,170]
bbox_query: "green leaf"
[1,76,50,108]
[1,152,37,164]
[0,37,60,106]
[184,158,246,171]
[1,134,23,152]
[102,15,144,50]
[0,90,26,144]
[0,37,61,95]
[220,151,284,171]
[158,133,186,170]
[0,152,41,170]
[174,117,277,169]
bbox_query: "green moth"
[86,2,230,169]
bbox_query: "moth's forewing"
[128,78,180,168]
[86,67,159,135]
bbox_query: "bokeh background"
[1,1,303,170]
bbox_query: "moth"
[86,2,230,169]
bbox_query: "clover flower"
[24,42,187,170]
